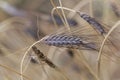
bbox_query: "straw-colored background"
[0,0,120,80]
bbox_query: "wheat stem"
[50,0,66,28]
[58,0,70,31]
[97,20,120,78]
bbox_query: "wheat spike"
[78,12,106,35]
[44,34,98,50]
[32,46,56,68]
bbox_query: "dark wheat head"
[43,34,98,50]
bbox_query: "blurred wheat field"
[0,0,120,80]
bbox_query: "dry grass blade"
[97,20,120,78]
[51,6,76,30]
[58,0,70,31]
[0,63,31,80]
[50,0,66,28]
[76,50,99,80]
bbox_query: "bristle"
[78,12,106,35]
[44,34,97,50]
